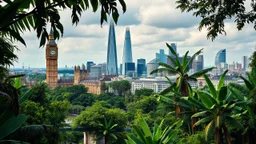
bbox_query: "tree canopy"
[176,0,256,40]
[0,0,126,47]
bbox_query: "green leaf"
[18,89,32,105]
[118,0,126,13]
[166,43,181,67]
[184,48,203,71]
[217,70,228,91]
[187,97,205,109]
[203,74,217,99]
[194,116,213,126]
[205,120,214,142]
[159,83,177,95]
[192,111,209,118]
[190,67,215,78]
[90,0,98,12]
[218,86,227,102]
[138,118,152,138]
[126,134,144,144]
[0,114,27,140]
[112,11,119,24]
[198,91,216,109]
[7,29,26,46]
[182,51,189,66]
[239,75,253,90]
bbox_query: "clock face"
[50,50,56,55]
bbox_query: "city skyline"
[13,0,255,68]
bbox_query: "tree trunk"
[215,127,220,144]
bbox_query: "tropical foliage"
[0,0,126,47]
[125,116,183,144]
[176,0,256,40]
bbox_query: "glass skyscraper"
[122,27,133,76]
[137,58,146,77]
[159,49,166,63]
[86,61,95,72]
[169,43,177,56]
[215,49,226,67]
[106,20,118,76]
[242,56,249,70]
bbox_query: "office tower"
[90,65,102,79]
[137,58,146,77]
[86,61,95,72]
[169,43,177,56]
[125,62,135,77]
[242,56,249,70]
[159,49,166,63]
[106,20,118,76]
[122,27,133,75]
[147,58,160,77]
[120,64,123,75]
[98,62,106,75]
[215,49,226,68]
[198,55,204,68]
[82,63,86,71]
[156,53,160,60]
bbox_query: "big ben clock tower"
[46,30,58,88]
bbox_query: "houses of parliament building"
[45,30,110,94]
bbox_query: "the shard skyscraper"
[122,27,134,76]
[106,20,118,76]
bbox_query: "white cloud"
[13,0,255,68]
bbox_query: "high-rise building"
[86,61,95,73]
[122,27,133,76]
[242,56,249,70]
[46,29,58,88]
[137,58,146,77]
[198,55,204,68]
[90,65,102,79]
[125,62,135,77]
[169,43,177,56]
[159,49,166,63]
[98,62,106,75]
[155,53,159,60]
[106,20,118,76]
[120,64,123,75]
[147,58,160,77]
[192,55,204,72]
[215,49,226,68]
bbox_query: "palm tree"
[0,37,18,81]
[192,70,246,144]
[151,43,214,118]
[157,85,206,135]
[0,77,33,142]
[228,67,256,144]
[97,118,118,144]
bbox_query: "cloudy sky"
[14,0,256,68]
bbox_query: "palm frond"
[184,48,203,71]
[167,55,178,66]
[182,51,189,66]
[166,43,181,66]
[159,83,177,95]
[150,68,177,75]
[190,67,215,78]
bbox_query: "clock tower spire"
[46,29,58,88]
